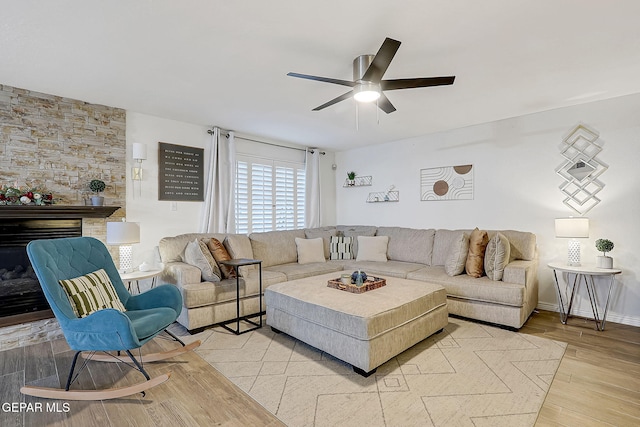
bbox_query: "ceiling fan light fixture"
[353,82,381,103]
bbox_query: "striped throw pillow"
[330,236,353,260]
[59,269,126,318]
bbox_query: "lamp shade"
[132,143,147,160]
[106,222,140,245]
[555,217,589,238]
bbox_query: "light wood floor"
[523,310,640,426]
[0,310,638,426]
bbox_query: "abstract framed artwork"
[420,164,473,201]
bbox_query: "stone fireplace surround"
[0,83,127,349]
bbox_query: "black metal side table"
[218,258,263,335]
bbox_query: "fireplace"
[0,205,120,327]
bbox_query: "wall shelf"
[343,176,372,187]
[366,191,399,203]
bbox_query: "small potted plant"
[89,179,106,206]
[595,238,614,269]
[347,171,357,186]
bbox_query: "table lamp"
[107,221,140,273]
[555,217,589,266]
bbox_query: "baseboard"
[536,302,640,327]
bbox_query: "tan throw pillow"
[445,233,469,276]
[356,235,389,262]
[295,237,326,264]
[206,237,237,279]
[59,269,126,318]
[485,232,511,281]
[466,228,489,278]
[184,239,221,282]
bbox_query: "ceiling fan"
[287,37,455,114]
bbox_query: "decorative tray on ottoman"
[327,277,386,294]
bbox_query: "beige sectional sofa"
[158,225,538,332]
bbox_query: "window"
[235,155,305,234]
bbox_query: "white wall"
[125,112,211,267]
[125,112,337,268]
[334,93,640,326]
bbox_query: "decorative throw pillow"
[199,239,222,279]
[356,235,389,262]
[445,233,469,276]
[184,239,221,282]
[304,228,337,259]
[206,237,237,279]
[295,237,326,264]
[466,228,489,278]
[485,232,511,281]
[59,269,126,318]
[330,236,353,260]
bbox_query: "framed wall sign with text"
[158,142,204,201]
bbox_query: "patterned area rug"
[175,317,566,427]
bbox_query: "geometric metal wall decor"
[556,124,608,215]
[421,164,473,201]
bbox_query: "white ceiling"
[2,1,640,151]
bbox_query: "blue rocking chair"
[22,236,200,400]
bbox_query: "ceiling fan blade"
[312,91,354,111]
[377,93,396,114]
[382,76,455,91]
[361,37,402,83]
[287,72,355,87]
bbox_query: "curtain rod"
[207,128,325,155]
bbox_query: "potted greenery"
[595,238,614,269]
[89,179,106,206]
[347,171,357,186]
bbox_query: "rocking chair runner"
[22,236,200,400]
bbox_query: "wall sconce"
[107,220,140,273]
[555,217,589,266]
[132,143,147,181]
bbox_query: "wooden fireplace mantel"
[0,205,121,219]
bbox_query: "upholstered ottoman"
[265,272,448,376]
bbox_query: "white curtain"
[304,148,321,228]
[200,127,236,233]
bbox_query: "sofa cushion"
[206,238,236,279]
[376,227,435,265]
[406,266,525,307]
[432,229,470,266]
[184,239,221,282]
[445,233,469,276]
[295,237,326,264]
[330,236,353,260]
[485,232,511,281]
[466,228,489,278]
[223,234,256,275]
[343,260,424,279]
[266,261,344,282]
[356,236,389,262]
[159,232,227,263]
[304,227,337,259]
[488,230,536,261]
[249,229,306,267]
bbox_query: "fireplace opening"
[0,219,82,326]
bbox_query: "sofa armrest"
[502,260,537,286]
[161,261,202,287]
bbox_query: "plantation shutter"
[235,155,305,234]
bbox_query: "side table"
[547,262,621,331]
[218,258,263,335]
[119,269,163,294]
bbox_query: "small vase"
[596,256,613,269]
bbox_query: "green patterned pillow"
[59,269,126,318]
